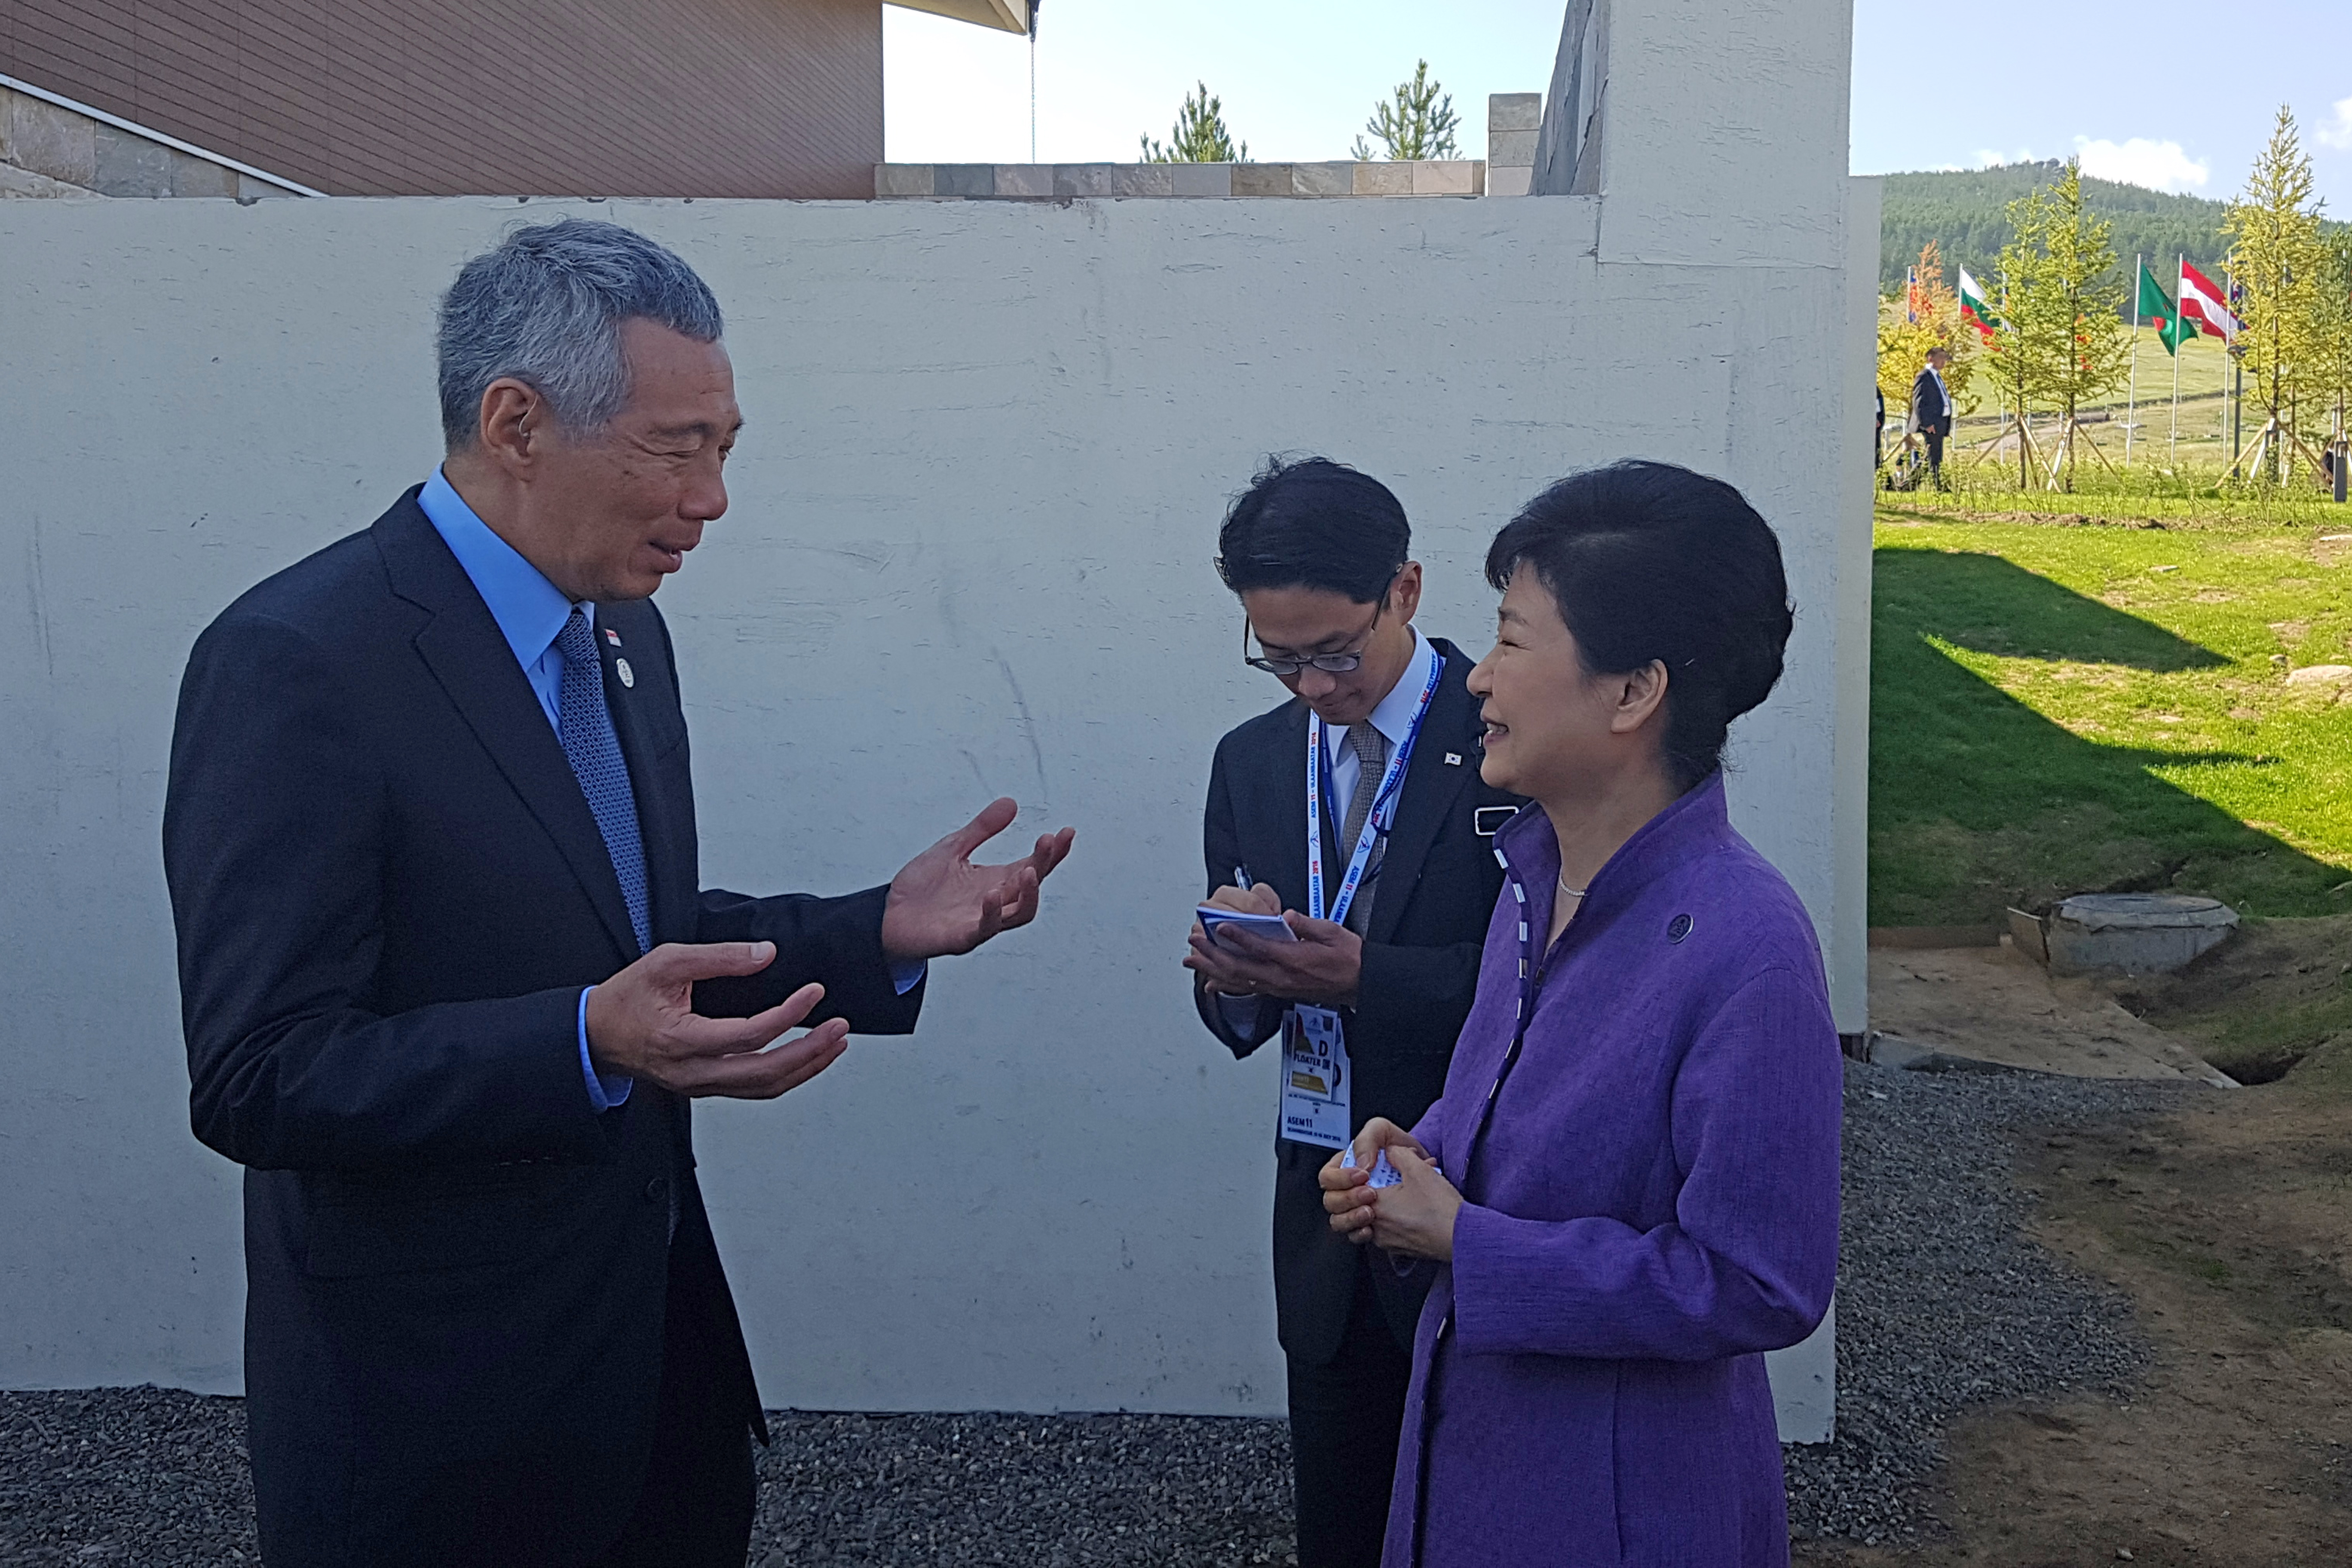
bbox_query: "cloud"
[2072,136,2209,193]
[1975,147,2036,168]
[2319,97,2352,152]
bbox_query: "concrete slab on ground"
[1869,943,2238,1087]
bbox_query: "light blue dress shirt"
[416,469,634,1111]
[1214,627,1439,1031]
[416,469,923,1112]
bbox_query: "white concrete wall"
[0,1,1865,1417]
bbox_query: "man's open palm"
[881,797,1076,961]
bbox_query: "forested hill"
[1879,161,2230,291]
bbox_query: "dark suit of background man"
[1183,459,1516,1568]
[162,219,1074,1568]
[1912,345,1953,489]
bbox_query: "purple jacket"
[1384,775,1841,1568]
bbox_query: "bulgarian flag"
[1957,266,1998,340]
[2178,260,2239,341]
[2138,262,2196,355]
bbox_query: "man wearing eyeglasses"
[1185,456,1516,1568]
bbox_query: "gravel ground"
[0,1061,2196,1565]
[747,1412,1291,1567]
[0,1387,255,1564]
[1783,1059,2195,1548]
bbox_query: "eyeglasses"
[1244,598,1385,677]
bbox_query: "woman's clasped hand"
[1319,1118,1462,1262]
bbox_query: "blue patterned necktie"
[555,610,650,954]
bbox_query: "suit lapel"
[1243,700,1317,913]
[1366,640,1482,946]
[375,494,640,964]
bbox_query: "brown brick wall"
[0,0,883,197]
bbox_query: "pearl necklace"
[1557,875,1587,901]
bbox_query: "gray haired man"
[163,219,1073,1567]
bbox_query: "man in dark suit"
[1183,458,1515,1568]
[1911,345,1953,489]
[163,219,1073,1568]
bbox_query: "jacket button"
[643,1176,670,1204]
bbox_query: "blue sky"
[884,0,2352,210]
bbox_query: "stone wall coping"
[874,160,1490,199]
[0,70,317,196]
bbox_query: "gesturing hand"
[881,797,1077,963]
[585,941,850,1100]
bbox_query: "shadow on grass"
[1871,548,2347,927]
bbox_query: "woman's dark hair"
[1485,459,1794,792]
[1216,455,1409,603]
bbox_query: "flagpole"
[2228,265,2243,479]
[2125,252,2142,468]
[2169,254,2184,464]
[2220,264,2233,477]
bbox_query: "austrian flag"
[2177,261,2239,342]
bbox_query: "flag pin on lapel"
[616,658,634,689]
[604,628,622,647]
[1444,752,1463,766]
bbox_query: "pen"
[1234,865,1253,890]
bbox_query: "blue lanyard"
[1305,645,1445,928]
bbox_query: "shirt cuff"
[889,957,928,997]
[1214,990,1262,1032]
[578,986,632,1110]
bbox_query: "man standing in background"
[1912,345,1954,490]
[1184,458,1515,1568]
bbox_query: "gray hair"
[436,217,724,449]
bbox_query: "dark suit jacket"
[1194,637,1516,1364]
[1911,366,1951,434]
[162,489,923,1568]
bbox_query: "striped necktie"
[1337,724,1391,936]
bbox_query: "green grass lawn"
[1927,322,2346,501]
[1870,505,2352,927]
[1953,322,2240,465]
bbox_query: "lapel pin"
[1443,752,1462,766]
[604,628,622,647]
[615,658,635,689]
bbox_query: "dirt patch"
[2119,914,2352,1081]
[1870,945,2234,1084]
[1796,1076,2352,1567]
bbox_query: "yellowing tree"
[1878,239,1983,419]
[2225,107,2325,484]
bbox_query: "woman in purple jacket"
[1322,460,1841,1568]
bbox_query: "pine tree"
[1351,61,1459,162]
[1141,83,1248,164]
[2225,107,2325,484]
[2035,160,2131,491]
[1985,184,2066,489]
[1979,164,2128,490]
